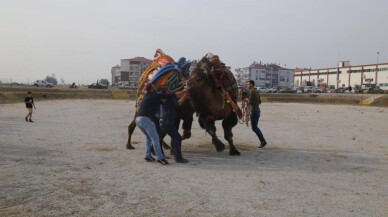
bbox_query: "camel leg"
[179,99,194,140]
[199,115,225,152]
[126,118,136,149]
[222,113,240,156]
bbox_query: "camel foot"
[181,130,191,140]
[212,138,225,152]
[230,149,241,156]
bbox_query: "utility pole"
[376,52,380,86]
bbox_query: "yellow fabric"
[27,108,33,113]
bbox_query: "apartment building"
[111,64,120,86]
[111,57,152,86]
[235,62,294,88]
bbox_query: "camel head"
[185,55,224,115]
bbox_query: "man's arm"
[158,88,176,100]
[248,89,256,105]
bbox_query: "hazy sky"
[1,0,387,84]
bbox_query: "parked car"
[256,87,270,93]
[88,83,108,89]
[33,80,54,88]
[313,88,324,93]
[333,87,346,93]
[304,86,314,93]
[278,87,296,93]
[267,87,278,93]
[368,86,384,94]
[118,83,137,90]
[344,89,359,94]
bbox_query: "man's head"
[247,80,255,89]
[145,83,156,93]
[27,91,32,96]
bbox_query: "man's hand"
[175,89,188,99]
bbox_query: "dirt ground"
[0,100,387,217]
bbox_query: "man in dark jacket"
[159,88,189,163]
[247,80,267,148]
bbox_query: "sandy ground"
[0,99,387,217]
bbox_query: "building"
[111,64,120,86]
[235,62,294,88]
[111,57,153,86]
[294,61,388,90]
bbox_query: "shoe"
[25,117,28,122]
[157,159,169,165]
[28,119,34,122]
[259,141,267,148]
[144,156,155,162]
[175,157,189,163]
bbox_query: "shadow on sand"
[181,146,382,174]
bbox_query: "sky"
[1,0,387,84]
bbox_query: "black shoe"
[25,117,28,122]
[144,156,155,162]
[28,119,34,122]
[259,141,267,148]
[157,159,169,165]
[175,157,189,163]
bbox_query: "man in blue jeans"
[135,83,175,165]
[159,90,189,163]
[247,80,267,148]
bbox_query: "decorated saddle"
[204,53,242,118]
[137,49,190,101]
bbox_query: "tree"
[45,74,58,85]
[99,78,109,86]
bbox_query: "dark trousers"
[250,111,266,143]
[160,125,182,159]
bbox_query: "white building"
[235,62,294,88]
[111,64,120,86]
[294,61,388,90]
[111,57,152,86]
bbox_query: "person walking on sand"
[135,83,176,165]
[24,91,36,122]
[246,80,267,148]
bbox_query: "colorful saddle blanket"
[136,50,188,101]
[212,67,239,103]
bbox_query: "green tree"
[99,78,109,86]
[45,74,58,85]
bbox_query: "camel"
[126,49,194,153]
[183,53,242,156]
